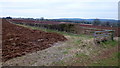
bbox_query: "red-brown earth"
[2,19,67,62]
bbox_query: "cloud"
[1,0,119,2]
[0,0,118,19]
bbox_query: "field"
[10,19,120,37]
[10,19,69,24]
[79,24,119,37]
[2,19,119,66]
[2,19,67,62]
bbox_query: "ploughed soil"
[2,19,67,62]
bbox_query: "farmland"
[2,19,67,62]
[2,19,119,66]
[9,19,120,37]
[79,24,119,37]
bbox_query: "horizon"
[1,16,118,20]
[0,0,119,20]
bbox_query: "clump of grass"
[73,40,81,45]
[53,60,66,66]
[63,51,68,54]
[100,40,118,48]
[75,53,87,57]
[66,47,72,50]
[118,51,120,55]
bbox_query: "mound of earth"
[2,19,67,62]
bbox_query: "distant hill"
[58,18,118,23]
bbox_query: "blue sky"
[0,0,119,20]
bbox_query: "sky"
[0,0,119,20]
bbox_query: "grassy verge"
[100,40,118,48]
[89,40,119,66]
[89,52,119,66]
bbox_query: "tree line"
[4,16,119,27]
[93,19,119,27]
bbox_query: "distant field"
[10,19,120,37]
[79,24,119,37]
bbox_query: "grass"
[70,53,90,64]
[66,47,72,50]
[73,39,81,45]
[100,40,118,48]
[63,51,68,54]
[75,53,87,58]
[52,60,67,66]
[90,52,118,66]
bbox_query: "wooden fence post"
[94,30,115,44]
